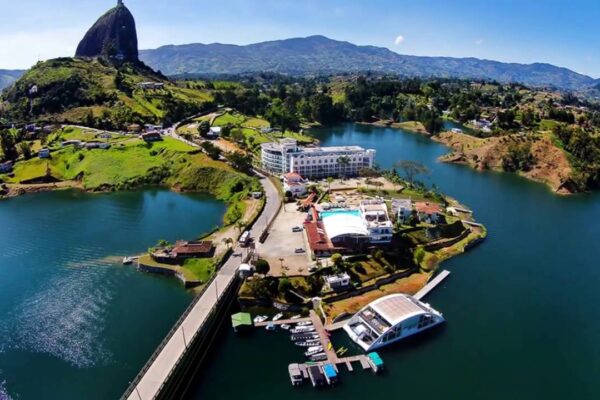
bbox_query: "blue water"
[320,209,361,219]
[0,189,226,399]
[187,123,600,400]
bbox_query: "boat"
[322,363,338,385]
[281,324,291,330]
[290,314,302,320]
[291,333,318,341]
[253,315,268,324]
[265,322,276,331]
[122,256,136,265]
[295,340,322,347]
[310,353,328,362]
[272,312,284,321]
[288,363,303,386]
[290,326,315,334]
[304,346,324,357]
[297,321,312,327]
[307,365,326,387]
[367,352,384,373]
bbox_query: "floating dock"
[414,270,451,300]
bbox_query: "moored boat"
[281,324,291,330]
[290,326,315,334]
[295,340,321,347]
[304,346,323,357]
[272,312,284,321]
[253,315,268,324]
[288,363,303,386]
[310,353,328,362]
[265,322,276,331]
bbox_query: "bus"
[239,231,251,247]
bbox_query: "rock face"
[75,1,138,62]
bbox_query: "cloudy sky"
[1,0,599,77]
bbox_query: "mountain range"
[139,35,598,91]
[2,36,599,92]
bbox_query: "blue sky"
[1,0,599,77]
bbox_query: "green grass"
[213,112,246,126]
[538,119,558,132]
[182,258,216,283]
[243,118,270,129]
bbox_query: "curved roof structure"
[321,211,368,240]
[343,293,444,351]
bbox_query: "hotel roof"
[321,211,368,240]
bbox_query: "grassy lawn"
[182,258,216,283]
[213,112,246,126]
[243,117,270,129]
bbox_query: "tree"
[0,130,18,161]
[394,160,429,184]
[337,156,350,179]
[221,237,233,249]
[331,253,343,267]
[278,278,292,295]
[18,142,32,160]
[200,141,222,160]
[198,120,211,137]
[255,259,270,274]
[326,176,334,192]
[235,220,247,233]
[226,151,253,174]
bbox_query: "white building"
[343,293,445,351]
[319,201,393,247]
[359,200,394,244]
[283,172,307,197]
[137,82,164,90]
[208,127,222,138]
[395,199,413,224]
[261,139,375,179]
[324,273,351,290]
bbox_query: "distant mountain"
[140,35,596,90]
[0,70,26,90]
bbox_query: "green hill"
[1,57,213,127]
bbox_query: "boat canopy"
[231,312,252,329]
[322,364,337,378]
[368,352,384,367]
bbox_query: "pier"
[414,270,451,300]
[122,174,281,400]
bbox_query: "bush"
[414,247,426,265]
[255,259,270,274]
[278,278,292,295]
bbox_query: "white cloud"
[475,38,484,46]
[394,35,405,45]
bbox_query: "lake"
[187,123,600,399]
[0,189,226,399]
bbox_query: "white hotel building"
[261,139,376,179]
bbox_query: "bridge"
[123,173,281,400]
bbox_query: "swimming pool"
[320,209,361,219]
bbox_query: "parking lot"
[256,202,312,276]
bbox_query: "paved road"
[125,174,280,400]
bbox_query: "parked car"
[294,248,306,254]
[292,226,303,232]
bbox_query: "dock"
[254,317,311,327]
[414,270,451,300]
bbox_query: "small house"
[0,161,13,173]
[39,148,50,159]
[395,199,413,224]
[324,273,351,291]
[207,127,222,138]
[141,132,162,142]
[151,240,214,264]
[283,172,307,197]
[415,202,442,224]
[137,82,164,90]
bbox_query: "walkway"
[414,270,451,300]
[124,174,281,400]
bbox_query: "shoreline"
[358,119,581,196]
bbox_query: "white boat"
[290,326,315,334]
[288,364,303,386]
[297,321,312,327]
[253,315,268,324]
[281,324,291,330]
[290,314,302,320]
[272,313,284,321]
[122,257,136,265]
[304,346,323,357]
[291,333,319,341]
[295,340,321,347]
[265,322,276,331]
